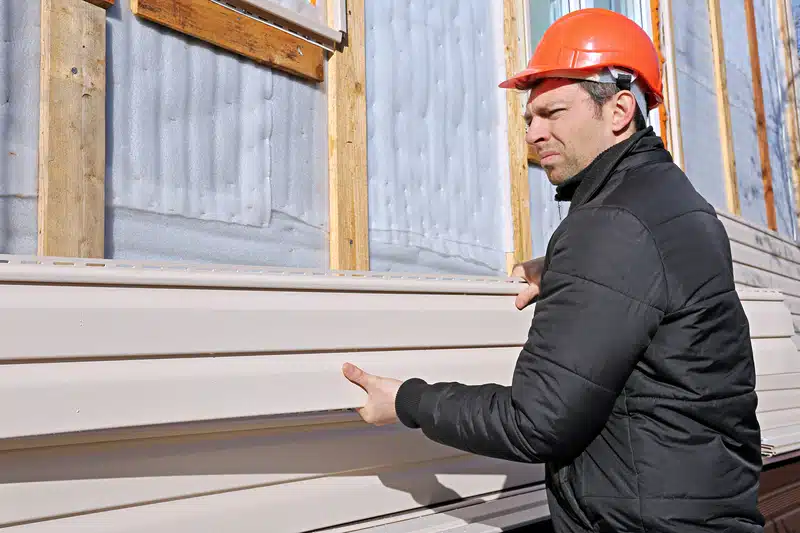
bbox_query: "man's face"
[524,79,618,185]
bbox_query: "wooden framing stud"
[744,0,777,231]
[776,0,800,235]
[707,0,741,215]
[131,0,324,83]
[504,0,533,270]
[650,0,670,151]
[327,0,369,271]
[38,0,106,258]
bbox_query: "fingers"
[342,362,373,391]
[515,284,540,310]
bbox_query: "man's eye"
[548,108,566,118]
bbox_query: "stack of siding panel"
[742,290,800,459]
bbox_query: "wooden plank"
[650,0,670,150]
[777,0,800,235]
[707,0,740,215]
[661,0,684,169]
[38,0,106,259]
[326,0,369,271]
[84,0,114,8]
[744,0,778,231]
[130,0,324,82]
[504,0,532,269]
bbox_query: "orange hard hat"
[500,8,663,110]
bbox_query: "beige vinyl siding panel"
[721,211,800,343]
[0,258,543,531]
[0,257,797,530]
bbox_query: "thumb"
[342,362,374,391]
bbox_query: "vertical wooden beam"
[661,0,684,170]
[776,0,800,235]
[326,0,369,271]
[744,0,778,231]
[707,0,741,215]
[650,0,670,150]
[38,0,106,258]
[503,0,532,271]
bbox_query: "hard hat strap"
[605,67,649,124]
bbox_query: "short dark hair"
[577,80,647,131]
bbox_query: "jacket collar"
[553,127,670,210]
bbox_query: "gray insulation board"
[754,0,797,239]
[364,1,511,275]
[104,0,329,267]
[721,1,767,228]
[672,0,728,211]
[0,0,38,254]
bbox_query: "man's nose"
[525,116,548,147]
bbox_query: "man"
[342,8,764,533]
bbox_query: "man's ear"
[610,91,637,134]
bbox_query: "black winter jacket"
[395,129,765,533]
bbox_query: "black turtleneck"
[553,127,661,208]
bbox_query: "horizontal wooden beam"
[130,0,324,82]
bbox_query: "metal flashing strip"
[0,254,527,295]
[209,0,341,53]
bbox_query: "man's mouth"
[538,151,560,163]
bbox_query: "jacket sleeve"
[394,207,668,463]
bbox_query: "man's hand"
[511,256,545,310]
[342,362,403,425]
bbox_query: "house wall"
[754,0,797,240]
[364,1,511,275]
[0,1,39,255]
[1,1,800,276]
[720,2,768,227]
[103,0,330,268]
